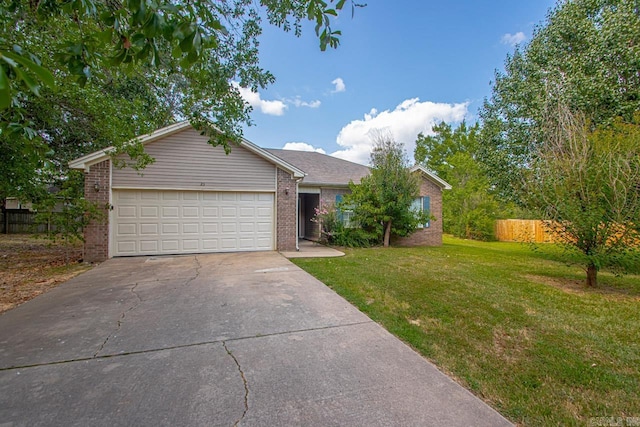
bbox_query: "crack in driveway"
[223,341,249,426]
[93,283,142,358]
[1,321,373,372]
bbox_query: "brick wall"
[393,177,444,247]
[276,168,297,251]
[319,187,349,207]
[83,160,110,262]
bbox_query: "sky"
[241,1,557,165]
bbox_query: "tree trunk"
[586,263,598,287]
[383,220,392,247]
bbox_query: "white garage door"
[112,190,274,256]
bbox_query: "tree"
[1,0,360,201]
[479,0,640,286]
[479,0,640,202]
[415,121,510,240]
[524,105,640,287]
[344,132,427,247]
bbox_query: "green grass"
[292,236,640,426]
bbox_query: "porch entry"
[298,193,320,240]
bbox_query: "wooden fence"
[1,210,53,234]
[494,219,556,243]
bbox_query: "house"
[70,122,450,262]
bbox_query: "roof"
[265,149,371,187]
[410,165,452,190]
[68,122,306,179]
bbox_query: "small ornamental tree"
[524,105,640,287]
[344,132,429,247]
[33,170,104,264]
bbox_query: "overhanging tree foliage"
[1,0,360,201]
[344,132,428,247]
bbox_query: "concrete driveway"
[0,252,511,426]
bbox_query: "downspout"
[295,177,303,251]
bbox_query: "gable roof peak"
[409,164,452,190]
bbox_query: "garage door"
[112,190,274,256]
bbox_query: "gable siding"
[112,128,276,191]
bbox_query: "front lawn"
[292,236,640,426]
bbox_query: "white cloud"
[235,84,287,116]
[282,142,326,154]
[288,97,322,108]
[331,77,346,93]
[331,98,469,165]
[501,32,526,47]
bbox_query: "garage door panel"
[162,192,179,201]
[256,237,271,249]
[140,224,158,235]
[162,240,179,251]
[221,238,237,249]
[140,206,158,218]
[162,207,179,218]
[182,223,199,234]
[162,223,179,234]
[256,222,271,233]
[221,207,236,217]
[239,222,254,233]
[256,207,271,217]
[202,239,218,250]
[239,238,256,248]
[182,206,199,217]
[140,192,159,200]
[117,223,137,235]
[203,207,219,218]
[117,241,136,254]
[183,240,199,251]
[113,190,274,256]
[221,222,237,233]
[118,206,137,218]
[203,223,218,233]
[140,240,158,252]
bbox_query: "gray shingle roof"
[265,149,370,186]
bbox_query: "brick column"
[276,168,297,251]
[83,160,110,262]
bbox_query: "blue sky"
[241,1,556,165]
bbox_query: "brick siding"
[276,168,297,251]
[393,177,444,247]
[83,160,111,262]
[319,187,349,207]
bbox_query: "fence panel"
[495,219,555,243]
[1,210,51,234]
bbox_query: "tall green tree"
[415,121,507,240]
[480,0,640,286]
[344,132,426,247]
[479,0,640,201]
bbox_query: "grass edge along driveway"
[292,236,640,427]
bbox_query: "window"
[412,196,431,228]
[335,194,356,228]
